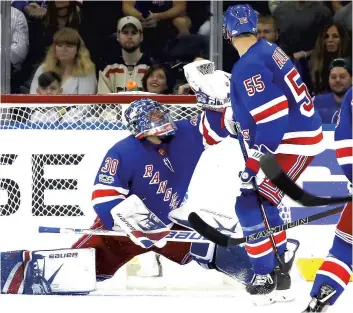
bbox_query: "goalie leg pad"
[214,245,254,285]
[190,242,254,284]
[190,242,217,269]
[1,248,96,295]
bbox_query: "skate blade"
[251,292,276,306]
[275,289,296,302]
[250,290,295,306]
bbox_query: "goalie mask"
[183,60,231,112]
[125,98,177,139]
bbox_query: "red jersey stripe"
[281,132,323,145]
[92,189,121,200]
[253,100,288,123]
[202,114,220,145]
[319,260,351,285]
[336,147,353,158]
[246,231,287,256]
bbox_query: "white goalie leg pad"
[35,248,96,294]
[1,248,96,294]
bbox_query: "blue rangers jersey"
[230,39,324,156]
[335,87,352,183]
[92,111,229,230]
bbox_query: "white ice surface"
[1,280,351,313]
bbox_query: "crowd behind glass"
[5,0,353,125]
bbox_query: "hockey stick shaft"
[260,154,352,206]
[38,226,210,243]
[189,204,344,248]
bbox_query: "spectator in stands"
[334,2,352,32]
[35,71,63,95]
[324,0,351,15]
[10,6,29,93]
[31,71,66,123]
[142,64,176,94]
[256,15,278,43]
[122,0,190,58]
[43,1,81,29]
[11,1,48,19]
[311,23,351,95]
[10,6,29,70]
[273,1,332,62]
[21,0,83,87]
[30,27,97,94]
[313,57,352,124]
[97,16,153,93]
[256,15,306,81]
[122,1,190,34]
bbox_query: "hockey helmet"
[223,4,258,40]
[125,98,177,139]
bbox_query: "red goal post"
[0,94,196,104]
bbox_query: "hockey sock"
[235,193,287,274]
[310,235,352,305]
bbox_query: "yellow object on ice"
[296,258,353,282]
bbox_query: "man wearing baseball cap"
[98,16,153,93]
[313,58,352,124]
[117,16,143,34]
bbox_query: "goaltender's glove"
[239,148,264,194]
[195,89,228,112]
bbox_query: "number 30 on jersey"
[101,157,119,175]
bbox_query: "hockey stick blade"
[188,205,344,248]
[260,154,352,206]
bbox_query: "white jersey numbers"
[243,74,265,96]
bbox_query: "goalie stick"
[38,226,211,243]
[188,205,344,248]
[260,154,352,206]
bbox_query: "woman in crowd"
[310,23,351,94]
[30,27,97,94]
[142,64,176,94]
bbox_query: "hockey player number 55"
[285,67,314,117]
[244,74,265,96]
